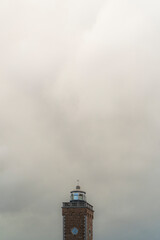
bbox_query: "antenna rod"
[77,179,79,186]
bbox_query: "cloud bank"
[0,0,160,239]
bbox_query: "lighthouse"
[62,182,94,240]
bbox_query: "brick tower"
[62,182,94,240]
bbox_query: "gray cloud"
[0,0,160,239]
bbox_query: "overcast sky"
[0,0,160,240]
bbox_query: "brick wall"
[62,207,94,240]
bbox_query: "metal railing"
[62,201,93,211]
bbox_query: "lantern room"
[70,184,86,202]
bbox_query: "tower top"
[62,183,94,211]
[70,181,86,201]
